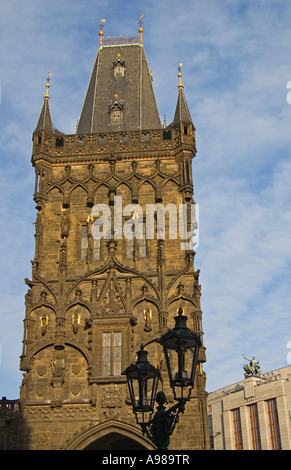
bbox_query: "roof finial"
[139,15,144,43]
[44,73,52,99]
[99,19,106,46]
[178,63,184,88]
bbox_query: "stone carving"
[50,358,65,387]
[243,355,262,378]
[60,210,70,238]
[37,365,47,377]
[35,385,45,397]
[72,364,81,376]
[39,431,51,447]
[59,241,67,272]
[101,385,122,409]
[143,307,152,332]
[98,270,126,316]
[70,384,81,396]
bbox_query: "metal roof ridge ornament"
[178,63,184,89]
[44,73,52,99]
[102,34,141,47]
[139,14,144,43]
[99,18,106,46]
[99,16,144,47]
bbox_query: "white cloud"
[0,0,291,397]
[198,155,291,390]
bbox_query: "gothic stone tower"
[18,23,209,450]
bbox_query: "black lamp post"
[122,307,201,450]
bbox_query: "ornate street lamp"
[123,347,160,422]
[122,307,201,450]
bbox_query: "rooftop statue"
[243,354,262,378]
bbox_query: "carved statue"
[143,308,152,332]
[243,354,262,378]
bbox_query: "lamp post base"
[140,391,186,450]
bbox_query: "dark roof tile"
[77,44,161,134]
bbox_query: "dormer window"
[113,52,125,77]
[114,64,125,77]
[111,107,122,125]
[109,92,124,126]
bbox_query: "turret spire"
[34,74,62,135]
[172,63,193,126]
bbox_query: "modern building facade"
[208,366,291,450]
[6,22,209,450]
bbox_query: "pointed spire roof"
[172,64,193,126]
[34,74,62,134]
[77,20,161,134]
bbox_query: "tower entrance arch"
[64,419,155,451]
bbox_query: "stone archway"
[64,419,155,450]
[84,432,146,450]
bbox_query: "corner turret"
[34,74,63,136]
[172,63,194,129]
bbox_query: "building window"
[56,137,64,147]
[102,331,122,377]
[126,237,147,259]
[163,130,171,140]
[111,108,122,125]
[114,64,125,77]
[113,54,125,77]
[266,399,282,450]
[249,404,261,450]
[81,225,88,260]
[232,408,243,450]
[109,93,124,126]
[81,225,100,261]
[125,217,148,259]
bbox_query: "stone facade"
[7,30,209,450]
[208,366,291,450]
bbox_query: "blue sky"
[0,0,291,398]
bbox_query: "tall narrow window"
[232,408,243,450]
[126,220,147,259]
[113,332,122,376]
[139,237,147,258]
[266,399,282,450]
[102,331,122,377]
[81,225,100,261]
[81,225,88,260]
[249,404,261,450]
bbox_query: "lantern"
[159,307,201,400]
[122,348,160,424]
